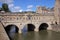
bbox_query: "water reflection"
[8,26,16,40]
[5,25,19,40]
[9,30,60,40]
[9,32,16,40]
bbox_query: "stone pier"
[51,24,60,32]
[0,22,10,40]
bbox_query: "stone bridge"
[0,12,55,33]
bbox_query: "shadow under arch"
[5,24,19,33]
[39,23,48,31]
[27,24,35,31]
[22,24,35,33]
[4,24,19,40]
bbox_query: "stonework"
[0,22,9,40]
[54,0,60,24]
[0,0,60,34]
[0,10,56,33]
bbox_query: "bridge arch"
[5,24,19,40]
[27,24,35,31]
[5,24,19,33]
[39,23,48,31]
[22,23,35,32]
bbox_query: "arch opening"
[5,24,19,40]
[39,23,48,31]
[27,24,35,31]
[5,24,19,33]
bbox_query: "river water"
[10,30,60,40]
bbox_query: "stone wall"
[51,24,60,32]
[0,22,10,40]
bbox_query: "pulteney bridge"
[0,12,55,33]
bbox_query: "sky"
[0,0,55,12]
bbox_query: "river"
[9,30,60,40]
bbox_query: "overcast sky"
[0,0,55,12]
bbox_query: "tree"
[0,7,2,11]
[2,3,10,12]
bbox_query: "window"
[58,8,60,13]
[17,17,19,20]
[28,15,31,20]
[2,18,4,20]
[0,18,2,20]
[58,8,60,16]
[10,18,12,20]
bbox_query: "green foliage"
[0,7,2,11]
[2,3,10,12]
